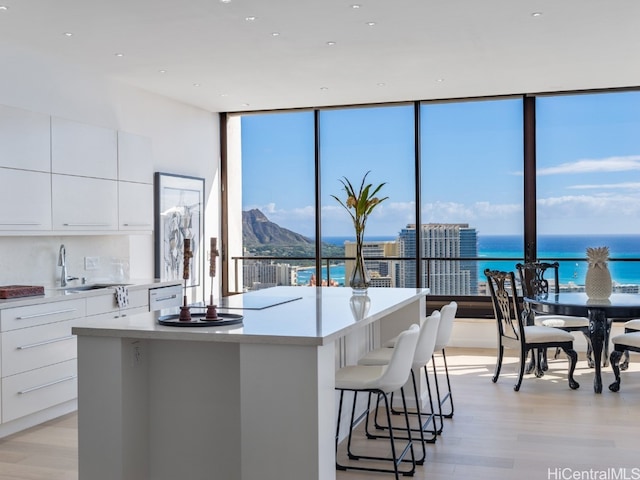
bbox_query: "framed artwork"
[154,172,205,288]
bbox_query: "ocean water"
[297,234,640,286]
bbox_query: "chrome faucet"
[58,244,78,287]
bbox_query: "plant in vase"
[331,171,388,293]
[585,246,612,301]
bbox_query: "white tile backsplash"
[0,236,130,288]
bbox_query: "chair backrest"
[434,301,458,350]
[484,269,525,347]
[412,310,441,368]
[515,261,560,297]
[377,324,420,393]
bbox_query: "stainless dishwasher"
[148,284,182,311]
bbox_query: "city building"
[344,240,397,288]
[399,223,478,294]
[243,260,297,290]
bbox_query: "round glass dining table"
[524,292,640,393]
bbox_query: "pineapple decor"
[585,246,612,300]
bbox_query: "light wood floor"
[1,348,640,480]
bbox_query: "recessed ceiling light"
[158,69,167,74]
[63,32,74,37]
[271,32,280,37]
[220,0,231,3]
[436,78,445,83]
[245,16,256,21]
[242,103,250,107]
[220,94,228,97]
[377,83,386,87]
[193,83,201,87]
[114,53,124,57]
[0,5,8,11]
[351,4,361,9]
[326,41,336,46]
[366,22,376,26]
[531,12,542,17]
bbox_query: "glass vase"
[350,238,370,294]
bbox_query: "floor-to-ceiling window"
[319,105,416,287]
[227,110,315,292]
[224,88,640,303]
[420,98,524,295]
[536,91,640,290]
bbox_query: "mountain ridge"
[243,209,312,246]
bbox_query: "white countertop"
[0,279,182,309]
[72,286,429,346]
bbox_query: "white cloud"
[568,182,640,190]
[537,155,640,176]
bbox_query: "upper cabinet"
[52,175,118,231]
[118,131,153,184]
[0,169,52,231]
[0,105,50,172]
[51,117,117,180]
[0,105,155,234]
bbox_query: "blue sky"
[241,91,640,238]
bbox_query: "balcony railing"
[231,255,640,294]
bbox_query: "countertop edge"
[0,279,182,309]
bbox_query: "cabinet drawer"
[0,298,86,332]
[86,288,148,316]
[149,285,182,311]
[2,359,77,422]
[2,320,78,376]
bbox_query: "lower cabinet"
[86,288,150,320]
[0,286,159,428]
[0,299,86,424]
[1,359,77,423]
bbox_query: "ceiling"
[1,0,639,113]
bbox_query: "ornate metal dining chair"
[619,319,640,370]
[516,262,593,372]
[485,268,580,391]
[609,332,640,391]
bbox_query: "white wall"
[0,49,220,300]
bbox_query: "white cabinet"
[117,131,153,232]
[52,174,118,231]
[2,359,77,423]
[51,117,117,180]
[0,105,50,172]
[118,131,153,184]
[0,169,52,231]
[119,182,153,232]
[0,298,86,423]
[86,288,150,320]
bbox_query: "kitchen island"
[72,286,428,480]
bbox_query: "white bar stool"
[430,301,458,429]
[357,310,441,464]
[335,324,420,479]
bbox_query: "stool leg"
[335,388,416,479]
[439,349,455,418]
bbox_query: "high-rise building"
[243,260,297,290]
[344,241,397,288]
[398,223,478,294]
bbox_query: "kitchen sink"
[60,283,132,293]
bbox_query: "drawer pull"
[122,223,151,227]
[18,375,77,395]
[17,335,75,350]
[154,294,177,302]
[16,308,77,320]
[0,222,42,226]
[62,223,110,227]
